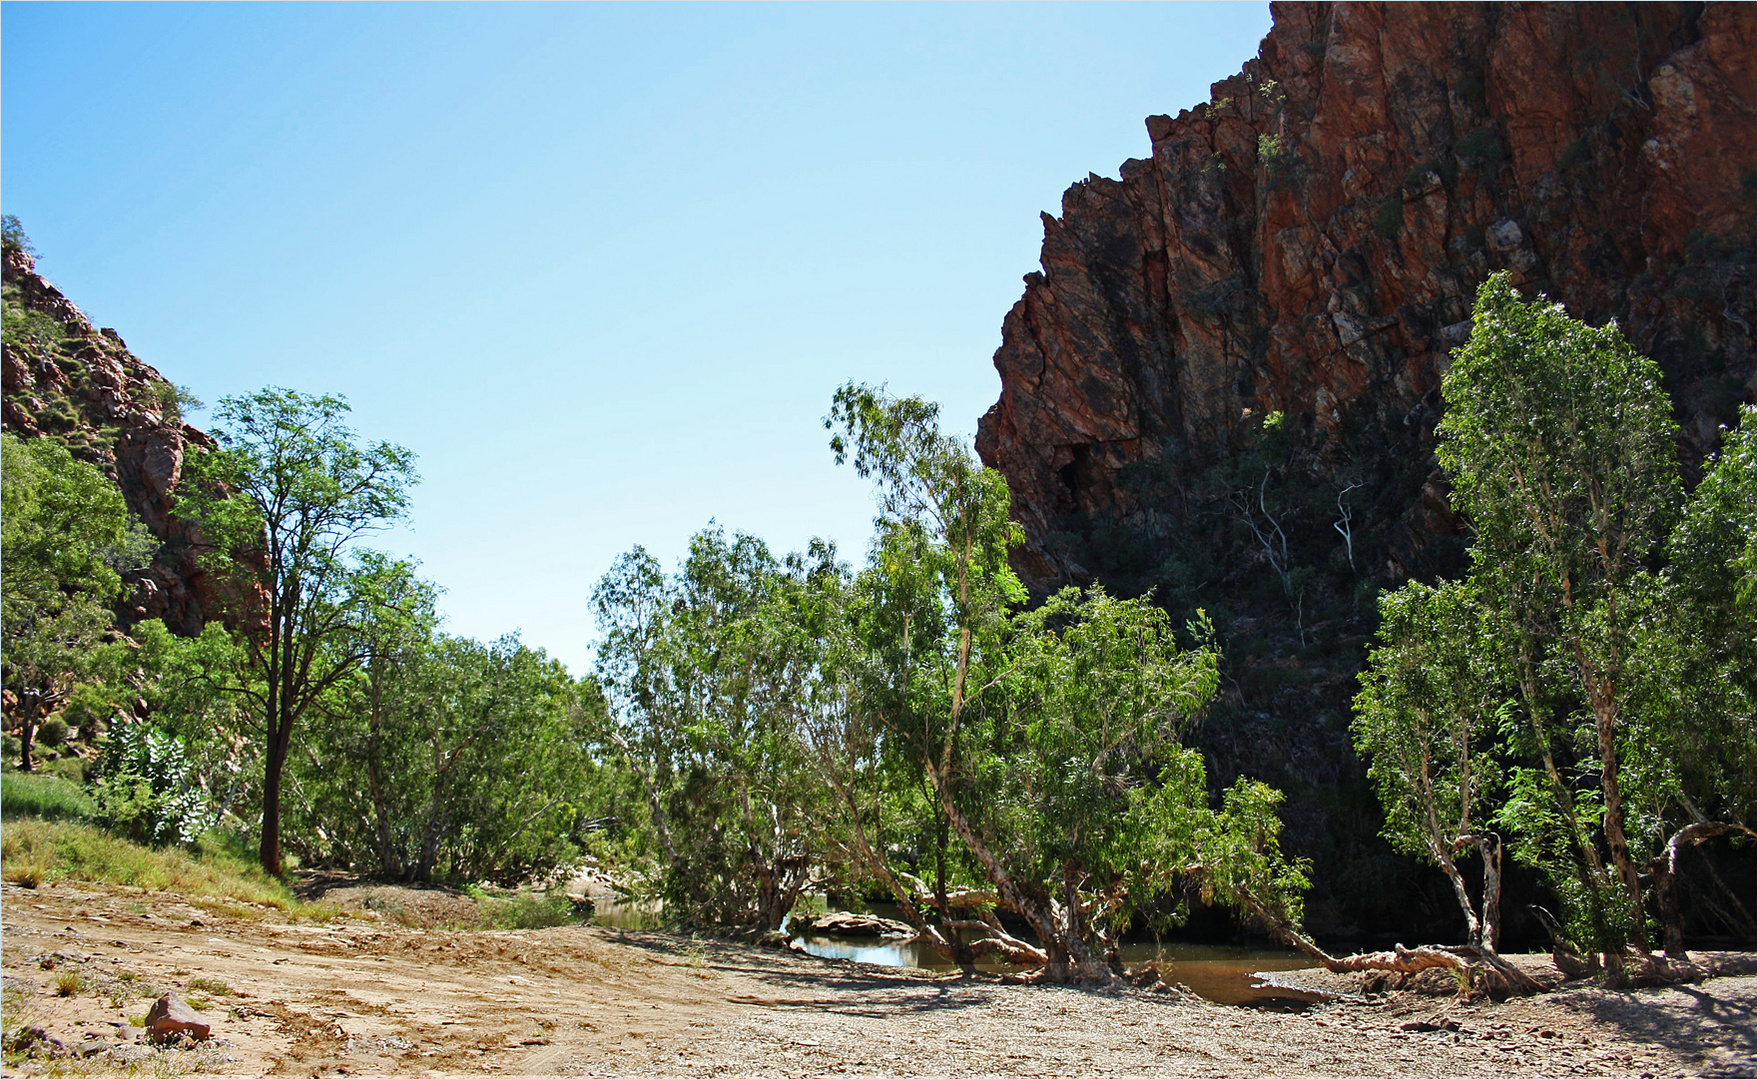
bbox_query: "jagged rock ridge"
[979,0,1754,592]
[3,245,221,634]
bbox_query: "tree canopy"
[1353,273,1756,977]
[1,433,153,771]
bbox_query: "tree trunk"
[259,730,286,879]
[1592,703,1649,951]
[16,690,42,773]
[1238,891,1547,999]
[1431,838,1481,948]
[1653,822,1754,958]
[925,763,1110,983]
[1482,836,1503,952]
[1457,833,1503,952]
[365,671,402,879]
[931,811,977,972]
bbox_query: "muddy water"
[792,935,1326,1008]
[589,897,663,929]
[589,895,1326,1009]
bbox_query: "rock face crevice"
[978,0,1754,593]
[3,245,221,635]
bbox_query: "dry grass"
[0,819,291,908]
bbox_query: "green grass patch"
[486,890,583,930]
[1,770,96,823]
[0,819,293,908]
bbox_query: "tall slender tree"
[177,388,416,878]
[824,384,1309,982]
[1353,580,1507,949]
[1436,273,1682,956]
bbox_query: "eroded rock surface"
[2,245,224,634]
[978,0,1754,591]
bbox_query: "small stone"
[144,993,211,1043]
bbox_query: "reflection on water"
[590,898,662,930]
[791,935,1327,1009]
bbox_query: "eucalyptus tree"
[824,384,1311,982]
[593,527,836,929]
[1,433,154,771]
[1436,272,1685,956]
[1633,406,1757,954]
[176,388,417,878]
[1352,580,1507,949]
[293,557,438,878]
[297,624,593,885]
[401,634,591,885]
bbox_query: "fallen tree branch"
[1236,891,1547,999]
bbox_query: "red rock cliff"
[3,244,222,635]
[978,1,1755,592]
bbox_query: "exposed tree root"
[1527,904,1722,988]
[1240,895,1548,999]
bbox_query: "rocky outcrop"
[979,0,1754,592]
[3,245,221,635]
[974,1,1754,940]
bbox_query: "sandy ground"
[2,880,1752,1079]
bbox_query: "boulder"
[143,993,211,1043]
[803,911,916,939]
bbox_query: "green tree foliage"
[1438,272,1681,953]
[1645,404,1756,825]
[1,433,153,771]
[824,384,1310,981]
[1355,274,1755,967]
[299,623,598,886]
[126,619,257,825]
[2,214,36,257]
[593,526,838,929]
[175,388,417,877]
[1352,580,1507,948]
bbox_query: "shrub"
[490,891,582,930]
[145,381,202,426]
[36,718,68,747]
[47,756,88,784]
[92,724,214,846]
[1454,127,1505,172]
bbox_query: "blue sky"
[3,2,1271,674]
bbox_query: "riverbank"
[2,880,1751,1078]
